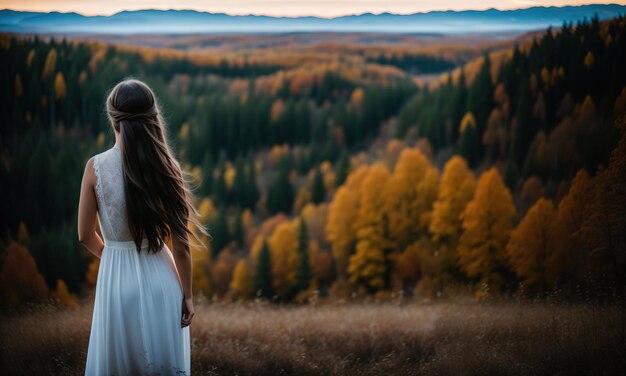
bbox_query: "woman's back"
[93,144,133,242]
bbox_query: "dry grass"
[1,299,625,375]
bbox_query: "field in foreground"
[1,300,625,375]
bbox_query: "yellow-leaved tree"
[54,279,79,309]
[430,156,476,242]
[191,232,213,298]
[415,167,440,231]
[268,221,299,299]
[385,148,438,249]
[458,168,517,295]
[351,87,365,109]
[459,112,480,167]
[428,156,476,292]
[86,258,100,288]
[41,48,57,79]
[211,248,238,296]
[230,259,253,300]
[325,165,369,279]
[506,198,565,293]
[326,186,358,278]
[348,163,390,294]
[54,71,66,101]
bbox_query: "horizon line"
[1,3,622,20]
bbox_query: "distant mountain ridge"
[1,4,624,34]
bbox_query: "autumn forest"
[1,15,626,309]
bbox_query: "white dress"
[85,144,191,375]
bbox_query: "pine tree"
[233,209,245,246]
[245,155,260,209]
[311,166,326,204]
[233,155,246,206]
[511,79,533,169]
[335,149,351,186]
[459,112,480,168]
[450,68,468,143]
[254,240,274,299]
[209,206,230,257]
[296,218,312,294]
[466,53,493,137]
[200,152,214,196]
[212,162,228,205]
[267,157,295,214]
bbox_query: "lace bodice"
[93,145,133,242]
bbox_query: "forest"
[1,15,625,308]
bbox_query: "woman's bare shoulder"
[85,149,108,174]
[82,155,99,185]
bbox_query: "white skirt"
[85,239,190,375]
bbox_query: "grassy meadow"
[2,298,625,375]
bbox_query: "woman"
[78,78,207,375]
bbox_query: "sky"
[0,0,620,17]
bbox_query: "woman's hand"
[181,296,194,328]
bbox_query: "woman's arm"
[172,233,194,327]
[77,157,104,258]
[172,234,192,299]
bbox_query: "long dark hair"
[106,78,207,253]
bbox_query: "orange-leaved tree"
[0,241,49,307]
[581,123,626,293]
[430,156,476,243]
[54,279,79,309]
[458,168,517,295]
[268,221,299,299]
[230,259,254,300]
[326,166,368,278]
[556,169,594,286]
[385,148,438,249]
[506,197,566,294]
[428,156,476,291]
[348,163,390,294]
